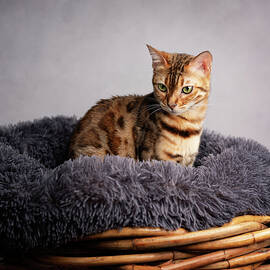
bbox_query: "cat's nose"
[168,103,177,110]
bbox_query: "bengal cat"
[69,45,212,166]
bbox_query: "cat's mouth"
[161,100,203,115]
[160,104,187,115]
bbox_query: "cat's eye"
[157,83,167,92]
[182,86,193,94]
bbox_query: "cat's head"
[147,45,212,116]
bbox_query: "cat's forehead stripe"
[166,54,194,90]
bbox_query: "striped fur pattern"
[69,45,212,166]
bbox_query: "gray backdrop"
[0,0,269,148]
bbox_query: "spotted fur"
[69,45,212,166]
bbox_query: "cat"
[69,45,212,166]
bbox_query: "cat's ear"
[147,44,169,69]
[187,51,212,76]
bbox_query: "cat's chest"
[155,114,202,161]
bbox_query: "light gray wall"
[0,0,269,148]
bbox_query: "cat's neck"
[177,101,208,124]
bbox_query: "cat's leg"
[182,152,198,166]
[72,146,108,159]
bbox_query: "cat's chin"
[170,111,185,116]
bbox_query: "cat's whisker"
[141,108,156,115]
[190,105,204,111]
[189,100,209,111]
[144,104,160,109]
[145,102,159,108]
[149,107,162,117]
[145,104,160,110]
[141,106,156,115]
[143,104,161,115]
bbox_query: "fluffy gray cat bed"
[0,116,270,256]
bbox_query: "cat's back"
[69,95,144,159]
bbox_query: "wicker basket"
[6,215,270,270]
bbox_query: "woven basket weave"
[9,215,270,270]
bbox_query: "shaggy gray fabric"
[0,116,269,254]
